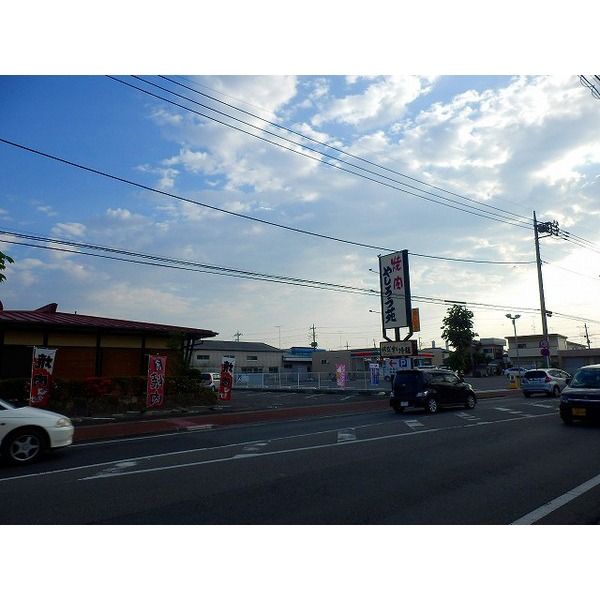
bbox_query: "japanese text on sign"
[380,340,417,357]
[379,250,411,329]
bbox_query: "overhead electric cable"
[2,230,596,324]
[0,137,534,265]
[108,76,532,230]
[158,75,533,229]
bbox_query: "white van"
[199,372,221,391]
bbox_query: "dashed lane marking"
[337,428,357,443]
[494,407,526,415]
[234,441,270,458]
[455,411,480,421]
[405,419,426,430]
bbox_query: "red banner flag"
[219,355,235,402]
[30,347,57,407]
[147,355,167,409]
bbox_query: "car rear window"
[524,371,546,379]
[395,372,422,383]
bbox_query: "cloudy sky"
[2,73,600,351]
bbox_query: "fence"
[232,371,392,391]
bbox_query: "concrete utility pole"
[584,323,591,349]
[533,211,559,368]
[233,331,243,342]
[506,314,521,367]
[310,324,318,348]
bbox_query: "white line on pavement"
[511,473,600,524]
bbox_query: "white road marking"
[0,413,555,483]
[455,411,480,421]
[337,429,357,443]
[405,420,426,429]
[512,473,600,525]
[494,407,525,415]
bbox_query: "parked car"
[390,368,477,414]
[560,364,600,424]
[521,368,571,398]
[199,372,221,392]
[504,367,528,378]
[0,399,74,466]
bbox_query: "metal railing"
[232,372,391,391]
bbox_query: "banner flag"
[219,355,235,401]
[369,363,380,386]
[30,347,57,407]
[336,364,347,388]
[146,355,167,409]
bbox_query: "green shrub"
[0,375,217,415]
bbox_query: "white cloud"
[312,76,436,129]
[51,222,86,238]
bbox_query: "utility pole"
[233,331,243,342]
[275,325,282,349]
[584,323,591,349]
[310,324,318,348]
[533,211,559,368]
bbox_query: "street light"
[505,313,521,368]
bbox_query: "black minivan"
[390,368,477,414]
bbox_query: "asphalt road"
[2,390,599,524]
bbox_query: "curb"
[72,387,522,443]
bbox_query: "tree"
[0,251,14,284]
[441,304,477,374]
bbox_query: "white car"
[0,399,74,466]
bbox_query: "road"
[2,390,600,524]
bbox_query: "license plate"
[572,408,587,416]
[400,402,409,407]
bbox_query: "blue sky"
[2,73,600,353]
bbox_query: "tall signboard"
[379,250,412,340]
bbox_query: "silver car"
[521,368,571,398]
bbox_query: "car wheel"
[550,386,560,398]
[5,428,47,465]
[393,405,405,414]
[464,394,476,409]
[523,392,531,398]
[561,414,573,425]
[424,397,438,414]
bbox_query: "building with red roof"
[0,301,218,379]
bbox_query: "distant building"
[505,333,586,369]
[283,346,324,373]
[191,340,284,374]
[557,348,600,372]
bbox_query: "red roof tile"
[0,303,218,338]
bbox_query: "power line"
[158,75,534,228]
[3,229,598,325]
[107,76,533,230]
[0,137,534,265]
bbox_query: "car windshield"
[569,369,600,389]
[0,398,16,409]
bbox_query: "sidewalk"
[73,387,522,443]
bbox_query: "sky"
[2,73,600,352]
[1,3,600,358]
